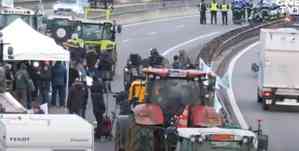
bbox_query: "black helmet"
[150,48,159,56]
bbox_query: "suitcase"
[94,115,113,140]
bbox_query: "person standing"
[67,79,88,117]
[51,61,67,107]
[90,77,106,130]
[69,62,79,87]
[199,0,207,24]
[38,62,51,104]
[210,0,218,24]
[15,63,30,107]
[178,49,192,69]
[221,0,229,25]
[172,55,182,69]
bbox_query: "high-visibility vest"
[210,2,218,11]
[105,8,112,20]
[221,4,228,12]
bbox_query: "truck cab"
[53,0,89,15]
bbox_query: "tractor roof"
[143,68,215,78]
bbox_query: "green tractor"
[66,19,121,76]
[45,15,79,45]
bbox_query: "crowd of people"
[5,61,67,110]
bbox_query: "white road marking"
[162,32,219,56]
[176,24,185,29]
[147,32,157,35]
[227,41,259,129]
[122,39,130,43]
[123,14,201,28]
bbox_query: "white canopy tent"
[1,19,70,110]
[1,18,70,61]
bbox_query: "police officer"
[221,0,229,25]
[210,0,218,24]
[199,0,207,24]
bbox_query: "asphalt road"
[232,42,299,151]
[82,15,238,150]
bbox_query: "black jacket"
[39,67,51,89]
[67,82,88,113]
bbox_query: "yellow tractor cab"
[67,18,121,75]
[0,7,44,31]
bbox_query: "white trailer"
[257,28,299,110]
[0,114,94,151]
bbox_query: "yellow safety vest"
[210,2,218,11]
[105,8,112,20]
[221,4,228,12]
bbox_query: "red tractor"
[114,68,224,151]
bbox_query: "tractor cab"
[70,19,120,50]
[127,68,218,126]
[65,19,121,77]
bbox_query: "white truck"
[257,28,299,110]
[0,114,94,151]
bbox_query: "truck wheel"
[263,101,270,110]
[127,123,154,151]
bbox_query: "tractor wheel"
[52,26,71,44]
[127,123,154,151]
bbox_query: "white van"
[53,0,89,15]
[0,114,94,151]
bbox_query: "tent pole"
[65,61,70,112]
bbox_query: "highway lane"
[83,15,238,150]
[232,42,299,151]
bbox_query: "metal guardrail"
[195,19,291,129]
[15,0,199,10]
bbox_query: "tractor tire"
[127,122,154,151]
[52,26,70,44]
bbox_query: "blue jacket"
[52,63,67,86]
